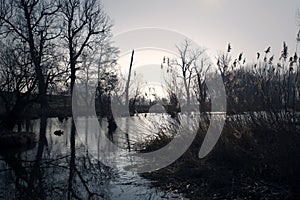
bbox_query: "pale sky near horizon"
[103,0,300,60]
[101,0,300,98]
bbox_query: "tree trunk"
[107,95,117,134]
[125,50,135,108]
[22,0,48,110]
[70,61,76,96]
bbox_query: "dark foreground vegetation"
[140,112,300,199]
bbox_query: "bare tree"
[0,1,65,130]
[163,40,206,108]
[60,0,112,95]
[0,39,37,129]
[193,57,210,112]
[0,0,62,111]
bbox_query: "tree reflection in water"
[0,117,176,200]
[0,117,113,200]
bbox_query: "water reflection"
[0,116,184,200]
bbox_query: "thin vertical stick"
[125,50,135,107]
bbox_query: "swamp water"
[0,115,186,199]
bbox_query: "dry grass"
[141,112,300,199]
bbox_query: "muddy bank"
[143,160,292,199]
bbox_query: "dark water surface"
[0,116,185,200]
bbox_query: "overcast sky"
[102,0,300,62]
